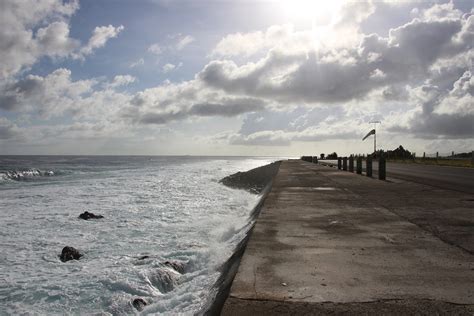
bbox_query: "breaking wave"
[0,156,281,315]
[1,169,55,181]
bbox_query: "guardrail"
[302,155,386,181]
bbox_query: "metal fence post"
[356,157,362,174]
[338,157,342,170]
[366,156,372,177]
[349,155,354,172]
[343,157,348,171]
[379,156,386,180]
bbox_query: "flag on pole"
[362,129,375,141]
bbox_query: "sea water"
[0,156,279,315]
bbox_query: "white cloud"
[109,75,136,88]
[124,79,265,125]
[129,58,145,68]
[0,0,79,79]
[1,1,472,152]
[211,2,376,59]
[0,68,95,116]
[36,21,80,57]
[0,68,134,121]
[176,35,194,50]
[162,63,176,73]
[211,24,304,57]
[370,69,386,80]
[78,25,124,57]
[228,130,292,146]
[162,62,183,73]
[202,11,472,105]
[9,1,470,142]
[148,43,162,55]
[421,2,463,21]
[0,0,124,79]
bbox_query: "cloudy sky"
[0,0,472,156]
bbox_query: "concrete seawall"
[221,159,474,315]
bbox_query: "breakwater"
[202,161,281,315]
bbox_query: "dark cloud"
[389,112,474,139]
[189,99,264,117]
[382,85,409,101]
[132,97,265,125]
[198,7,473,141]
[0,75,44,111]
[0,69,96,116]
[0,118,20,140]
[389,71,474,138]
[200,12,471,105]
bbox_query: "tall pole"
[370,120,381,155]
[374,124,376,154]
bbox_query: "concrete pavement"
[221,160,474,315]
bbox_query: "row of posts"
[301,156,318,163]
[337,155,386,180]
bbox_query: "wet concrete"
[221,160,474,315]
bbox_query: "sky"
[0,0,473,156]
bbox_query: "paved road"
[322,160,474,194]
[222,160,474,315]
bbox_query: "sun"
[277,0,344,25]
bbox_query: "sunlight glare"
[278,0,344,25]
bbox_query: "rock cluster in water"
[78,211,104,220]
[59,246,82,262]
[164,260,186,273]
[130,260,187,311]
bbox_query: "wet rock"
[164,260,186,274]
[148,269,177,293]
[78,211,104,220]
[60,246,82,262]
[132,298,147,311]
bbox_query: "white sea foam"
[0,156,279,315]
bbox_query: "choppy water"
[0,156,278,315]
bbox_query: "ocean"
[0,156,280,315]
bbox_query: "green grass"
[387,158,473,168]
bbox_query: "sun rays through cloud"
[0,0,472,155]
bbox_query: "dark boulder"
[148,269,176,293]
[60,246,82,262]
[79,211,104,220]
[132,298,147,311]
[164,260,186,274]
